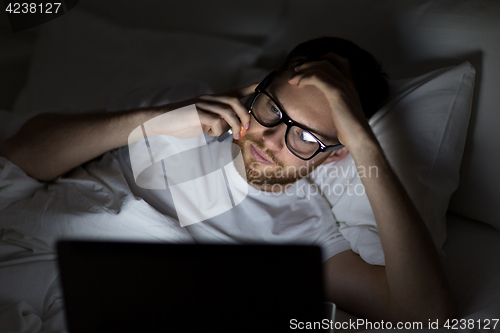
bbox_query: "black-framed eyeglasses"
[248,71,344,160]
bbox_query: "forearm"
[349,135,454,321]
[0,85,254,182]
[289,53,453,322]
[0,108,165,181]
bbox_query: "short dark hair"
[277,37,389,119]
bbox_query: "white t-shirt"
[116,134,351,262]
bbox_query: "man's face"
[235,70,342,191]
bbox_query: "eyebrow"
[267,89,340,145]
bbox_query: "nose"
[261,123,286,151]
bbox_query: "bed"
[1,1,500,332]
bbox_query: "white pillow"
[309,62,476,264]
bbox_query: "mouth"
[249,144,274,165]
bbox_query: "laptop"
[57,241,335,332]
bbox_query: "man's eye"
[270,105,280,115]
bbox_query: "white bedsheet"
[0,152,194,331]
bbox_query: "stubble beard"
[234,134,311,188]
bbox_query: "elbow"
[427,283,456,324]
[410,291,456,326]
[388,287,455,325]
[0,139,15,162]
[0,139,52,181]
[0,139,27,175]
[433,295,456,326]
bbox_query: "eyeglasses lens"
[252,93,320,159]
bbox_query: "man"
[0,37,454,323]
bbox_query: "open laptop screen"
[57,241,327,332]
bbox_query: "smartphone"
[217,128,233,142]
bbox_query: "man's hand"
[289,54,455,322]
[0,82,258,181]
[142,83,257,140]
[192,83,257,139]
[288,53,374,148]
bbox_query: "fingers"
[291,54,353,82]
[197,111,227,137]
[321,53,355,83]
[290,54,355,87]
[196,101,242,139]
[290,60,342,85]
[192,82,258,139]
[197,85,256,139]
[288,56,358,99]
[198,95,250,129]
[289,66,346,96]
[293,59,338,76]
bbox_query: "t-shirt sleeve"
[316,218,352,263]
[307,154,385,266]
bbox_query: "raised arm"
[0,84,256,181]
[289,55,454,323]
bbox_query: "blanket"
[0,152,194,331]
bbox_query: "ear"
[321,147,349,165]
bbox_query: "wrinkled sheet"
[0,152,194,332]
